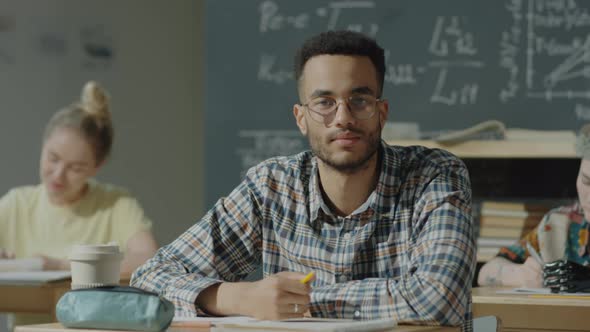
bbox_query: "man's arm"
[308,159,475,326]
[196,271,312,320]
[131,178,264,316]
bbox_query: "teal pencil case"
[56,286,174,332]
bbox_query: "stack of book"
[476,201,551,262]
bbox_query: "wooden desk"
[0,280,71,317]
[0,275,131,318]
[15,323,460,332]
[472,287,589,332]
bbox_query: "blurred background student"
[478,124,590,287]
[0,81,158,273]
[0,81,159,328]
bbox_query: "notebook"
[0,258,43,272]
[211,317,396,332]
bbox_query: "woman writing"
[0,81,158,275]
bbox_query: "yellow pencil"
[300,272,315,284]
[530,294,590,300]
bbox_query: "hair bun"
[81,81,110,117]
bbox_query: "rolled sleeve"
[131,176,263,316]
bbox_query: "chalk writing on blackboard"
[259,0,378,35]
[256,0,590,117]
[236,130,307,176]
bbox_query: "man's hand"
[198,271,314,320]
[240,271,313,320]
[0,248,15,259]
[516,256,543,288]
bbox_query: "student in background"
[132,31,475,329]
[478,124,590,287]
[0,81,158,274]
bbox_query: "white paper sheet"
[211,318,396,332]
[0,258,43,272]
[0,271,71,284]
[173,316,396,332]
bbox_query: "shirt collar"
[308,141,392,226]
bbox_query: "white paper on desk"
[0,258,43,272]
[211,317,396,332]
[173,316,257,324]
[0,271,71,284]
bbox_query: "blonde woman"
[0,81,158,275]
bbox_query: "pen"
[526,241,544,266]
[300,272,315,284]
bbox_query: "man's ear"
[293,104,308,135]
[378,99,389,130]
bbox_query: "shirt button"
[343,233,351,240]
[354,310,361,318]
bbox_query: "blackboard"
[204,0,590,205]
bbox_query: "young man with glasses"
[132,31,475,329]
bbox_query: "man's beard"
[308,124,381,174]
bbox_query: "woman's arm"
[478,256,542,287]
[120,230,158,275]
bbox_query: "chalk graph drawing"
[525,0,590,101]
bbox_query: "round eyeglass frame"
[301,95,384,122]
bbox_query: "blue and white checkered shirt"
[131,142,475,328]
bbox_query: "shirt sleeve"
[130,176,262,317]
[111,195,153,252]
[0,189,19,250]
[309,158,475,326]
[497,218,543,264]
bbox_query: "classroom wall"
[0,0,204,245]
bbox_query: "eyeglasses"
[301,94,383,123]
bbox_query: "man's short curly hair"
[294,30,386,96]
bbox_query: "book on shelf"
[479,226,535,239]
[477,246,502,262]
[480,200,551,218]
[477,237,519,248]
[479,214,543,229]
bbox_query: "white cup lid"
[71,244,120,254]
[69,244,122,261]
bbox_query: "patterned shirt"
[499,202,590,265]
[131,142,475,327]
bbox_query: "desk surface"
[0,280,71,315]
[15,323,460,332]
[472,287,589,332]
[472,286,590,307]
[0,275,131,316]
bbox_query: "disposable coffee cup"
[69,244,123,289]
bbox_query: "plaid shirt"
[131,142,475,327]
